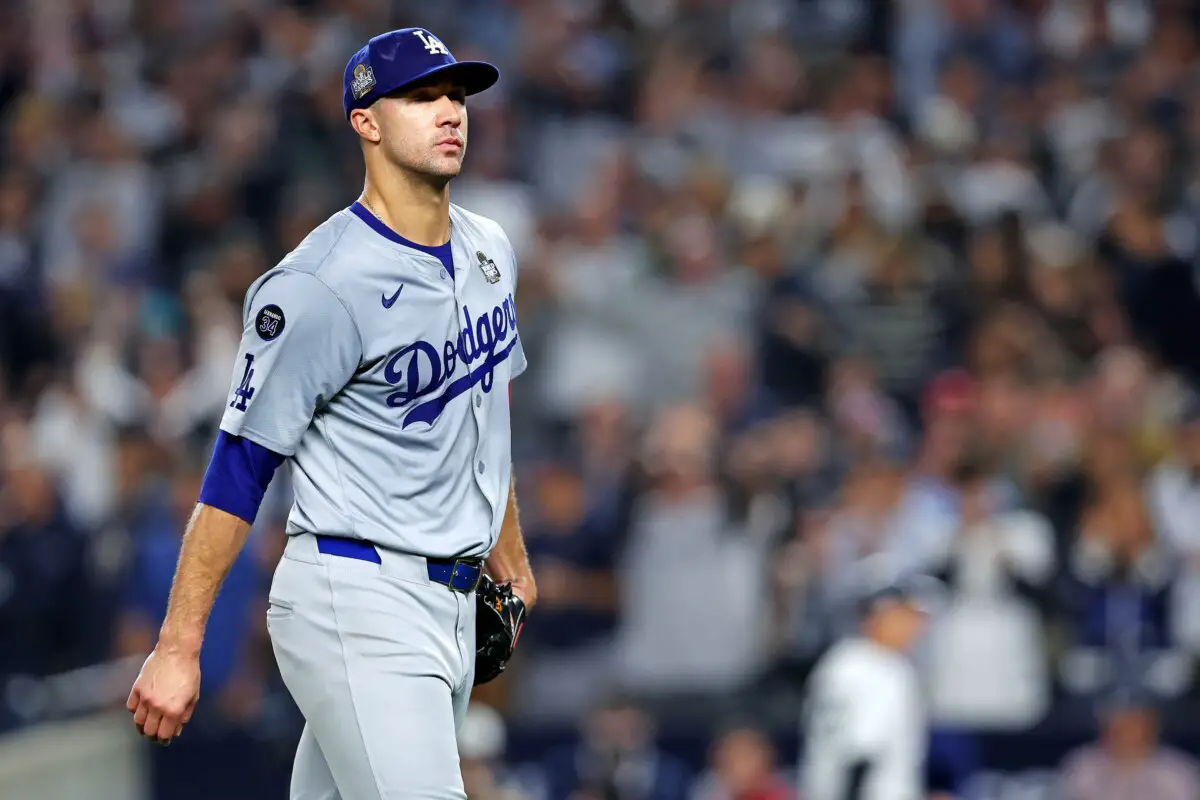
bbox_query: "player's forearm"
[157,503,253,656]
[485,472,536,609]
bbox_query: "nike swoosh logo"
[381,284,404,309]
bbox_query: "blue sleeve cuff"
[199,431,287,523]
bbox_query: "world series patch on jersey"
[475,250,501,283]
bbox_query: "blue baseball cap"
[342,28,499,120]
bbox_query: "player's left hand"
[473,576,526,685]
[126,645,201,745]
[506,574,536,611]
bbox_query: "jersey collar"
[348,201,453,262]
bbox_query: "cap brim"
[860,574,946,617]
[391,61,499,97]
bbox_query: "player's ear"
[350,108,382,144]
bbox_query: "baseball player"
[800,568,941,800]
[126,27,536,800]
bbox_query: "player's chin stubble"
[410,143,465,180]
[431,152,465,177]
[381,137,464,181]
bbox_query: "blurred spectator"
[755,271,831,410]
[834,235,952,412]
[1147,391,1200,653]
[541,694,692,800]
[27,373,118,530]
[1024,222,1105,370]
[701,336,778,438]
[823,355,910,466]
[1056,482,1188,698]
[1039,419,1144,570]
[852,369,984,580]
[1088,346,1177,465]
[0,427,94,719]
[926,456,1056,730]
[1059,685,1200,800]
[908,369,980,498]
[113,460,268,731]
[690,724,794,800]
[40,111,159,292]
[619,204,758,417]
[801,458,912,637]
[612,405,774,709]
[1096,126,1200,383]
[511,459,625,723]
[778,418,961,661]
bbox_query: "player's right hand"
[126,645,201,746]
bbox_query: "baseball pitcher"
[126,27,536,800]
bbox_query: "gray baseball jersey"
[218,202,526,559]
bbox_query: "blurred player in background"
[799,568,944,800]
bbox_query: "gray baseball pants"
[266,532,477,799]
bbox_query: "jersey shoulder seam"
[276,218,367,361]
[273,265,366,363]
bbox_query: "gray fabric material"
[218,205,527,559]
[268,533,477,800]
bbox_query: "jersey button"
[475,395,482,407]
[477,461,486,474]
[440,269,448,280]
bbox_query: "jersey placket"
[450,240,496,526]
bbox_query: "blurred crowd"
[6,0,1200,797]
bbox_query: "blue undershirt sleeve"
[198,430,287,523]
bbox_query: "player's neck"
[361,171,451,247]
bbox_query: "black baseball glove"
[474,575,526,685]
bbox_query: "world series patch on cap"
[342,28,500,120]
[350,63,376,100]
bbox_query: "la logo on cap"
[413,29,450,56]
[351,62,375,99]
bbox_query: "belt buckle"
[448,559,482,594]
